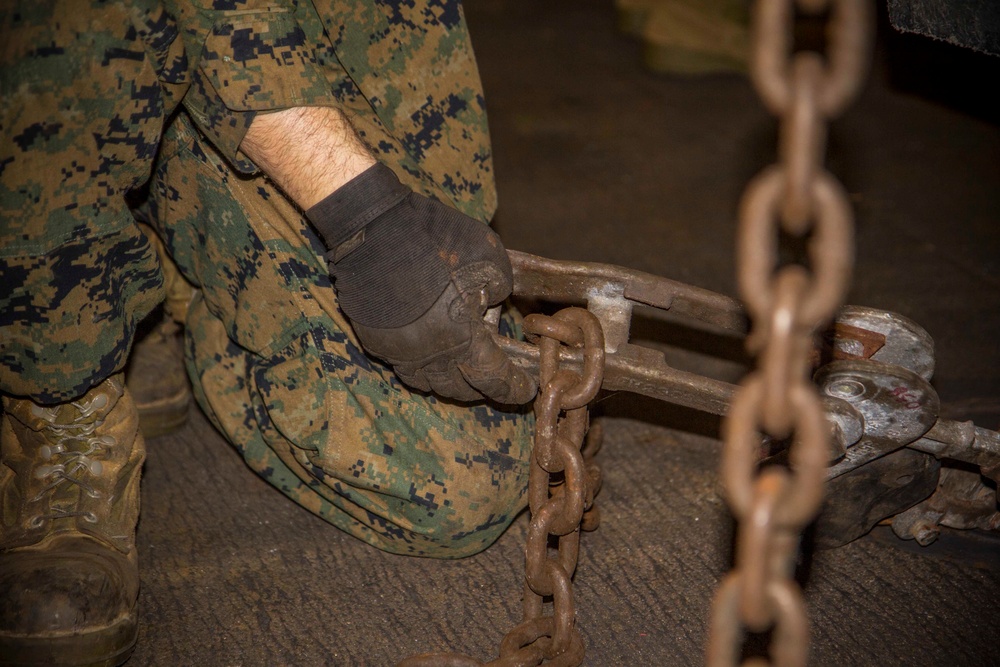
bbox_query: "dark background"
[133,2,1000,664]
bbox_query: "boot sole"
[0,611,137,667]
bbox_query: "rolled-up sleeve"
[168,0,339,173]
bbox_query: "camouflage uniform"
[1,0,534,558]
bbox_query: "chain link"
[709,1,871,665]
[509,308,604,667]
[400,307,605,667]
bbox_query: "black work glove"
[307,163,536,405]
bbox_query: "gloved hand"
[307,163,537,405]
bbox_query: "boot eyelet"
[30,404,57,421]
[89,393,109,411]
[34,464,58,480]
[28,516,46,529]
[83,512,99,523]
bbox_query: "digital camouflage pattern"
[0,2,171,402]
[1,0,533,557]
[153,116,532,556]
[167,0,498,215]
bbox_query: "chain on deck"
[397,2,1000,665]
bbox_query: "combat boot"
[127,222,194,439]
[127,313,190,438]
[0,374,144,667]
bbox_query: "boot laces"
[27,393,116,528]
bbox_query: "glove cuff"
[306,162,410,259]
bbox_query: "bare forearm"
[240,106,377,209]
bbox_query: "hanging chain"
[708,1,871,666]
[400,307,605,667]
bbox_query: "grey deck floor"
[133,1,1000,665]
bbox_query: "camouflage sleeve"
[163,0,497,218]
[165,0,340,174]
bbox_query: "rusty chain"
[708,1,871,666]
[400,307,605,667]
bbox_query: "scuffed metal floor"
[134,1,1000,664]
[136,411,1000,665]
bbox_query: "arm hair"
[240,106,378,209]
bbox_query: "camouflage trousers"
[148,113,534,558]
[0,0,530,558]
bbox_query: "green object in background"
[616,0,751,75]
